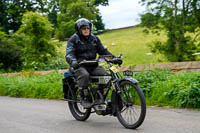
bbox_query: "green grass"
[98,27,169,66]
[0,72,63,99]
[59,26,168,66]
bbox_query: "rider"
[66,18,122,108]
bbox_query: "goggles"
[81,26,90,30]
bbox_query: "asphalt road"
[0,96,200,133]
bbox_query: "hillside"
[59,26,168,66]
[98,26,168,66]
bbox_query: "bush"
[22,54,68,71]
[0,36,24,71]
[133,68,172,94]
[0,30,7,40]
[176,76,200,108]
[55,20,75,41]
[134,69,200,108]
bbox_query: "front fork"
[111,79,134,110]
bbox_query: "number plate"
[110,66,119,73]
[123,70,133,76]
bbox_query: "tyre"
[68,88,91,121]
[116,80,146,129]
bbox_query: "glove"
[112,58,123,65]
[116,59,123,65]
[71,60,80,70]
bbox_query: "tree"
[94,0,109,6]
[93,0,109,32]
[0,0,49,33]
[46,0,59,37]
[18,12,56,68]
[140,0,200,61]
[56,0,97,40]
[93,14,105,32]
[56,0,108,40]
[55,20,76,41]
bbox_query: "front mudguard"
[118,77,138,85]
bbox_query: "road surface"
[0,96,199,133]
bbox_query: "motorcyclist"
[66,18,122,108]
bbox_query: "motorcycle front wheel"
[116,80,146,129]
[68,88,91,121]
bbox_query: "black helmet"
[75,18,92,35]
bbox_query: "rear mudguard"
[62,75,76,99]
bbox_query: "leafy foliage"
[93,14,105,33]
[0,31,24,71]
[134,68,172,94]
[140,0,200,62]
[0,0,49,33]
[0,40,23,71]
[134,69,200,108]
[0,0,108,36]
[55,20,76,41]
[47,0,59,30]
[56,0,106,40]
[94,0,108,6]
[18,12,57,69]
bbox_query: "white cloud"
[98,0,145,29]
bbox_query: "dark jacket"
[66,33,113,65]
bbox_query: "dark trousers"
[74,66,108,89]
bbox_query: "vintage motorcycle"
[62,55,146,129]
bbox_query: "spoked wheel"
[68,88,91,121]
[116,80,146,129]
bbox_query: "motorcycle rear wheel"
[68,88,91,121]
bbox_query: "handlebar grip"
[109,58,123,65]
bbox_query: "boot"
[79,88,91,108]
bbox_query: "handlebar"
[79,60,98,65]
[79,54,123,66]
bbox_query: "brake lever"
[119,54,123,58]
[79,60,87,65]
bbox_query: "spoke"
[129,108,134,124]
[128,108,131,124]
[124,109,128,120]
[125,109,129,123]
[131,107,137,122]
[121,106,128,113]
[132,106,138,117]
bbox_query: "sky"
[98,0,145,29]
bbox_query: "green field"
[59,26,168,66]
